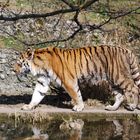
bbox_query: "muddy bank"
[0,105,139,123]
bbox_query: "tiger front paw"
[21,104,35,111]
[72,103,84,112]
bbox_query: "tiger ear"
[26,47,34,60]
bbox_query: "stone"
[0,66,3,72]
[0,59,6,64]
[0,53,6,59]
[11,71,16,75]
[0,74,5,80]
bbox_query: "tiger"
[14,45,140,112]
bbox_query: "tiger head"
[14,48,34,76]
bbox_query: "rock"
[0,48,34,95]
[0,74,5,80]
[6,71,11,75]
[0,66,3,72]
[0,59,6,64]
[13,55,17,59]
[11,71,16,75]
[0,53,6,59]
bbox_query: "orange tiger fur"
[14,45,140,111]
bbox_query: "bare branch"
[0,0,100,21]
[85,6,140,31]
[80,0,98,10]
[61,0,76,9]
[73,10,82,29]
[111,6,140,19]
[18,27,82,46]
[0,8,79,21]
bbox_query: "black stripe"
[129,52,134,65]
[62,50,75,79]
[36,55,43,61]
[38,91,46,96]
[79,49,83,69]
[66,50,69,61]
[130,54,135,65]
[93,59,97,73]
[119,80,125,88]
[95,47,105,74]
[132,70,138,75]
[63,50,65,58]
[95,46,105,79]
[107,47,112,81]
[83,47,92,61]
[46,49,53,55]
[99,46,107,69]
[100,67,102,79]
[83,49,90,74]
[44,70,50,78]
[77,86,80,93]
[115,49,120,83]
[37,80,44,86]
[134,76,140,82]
[73,49,77,77]
[111,48,115,82]
[124,83,131,92]
[89,47,93,59]
[33,59,40,67]
[59,48,63,53]
[94,47,99,58]
[93,47,98,73]
[78,49,83,75]
[53,47,65,81]
[102,47,108,72]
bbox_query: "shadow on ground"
[0,82,112,109]
[0,93,72,109]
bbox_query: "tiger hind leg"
[105,91,124,111]
[123,83,139,111]
[63,81,84,112]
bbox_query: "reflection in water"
[113,120,123,136]
[0,117,140,140]
[21,127,49,140]
[59,119,84,140]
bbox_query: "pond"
[0,114,140,140]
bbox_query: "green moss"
[1,36,24,50]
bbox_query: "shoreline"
[0,105,139,123]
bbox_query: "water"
[0,116,140,140]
